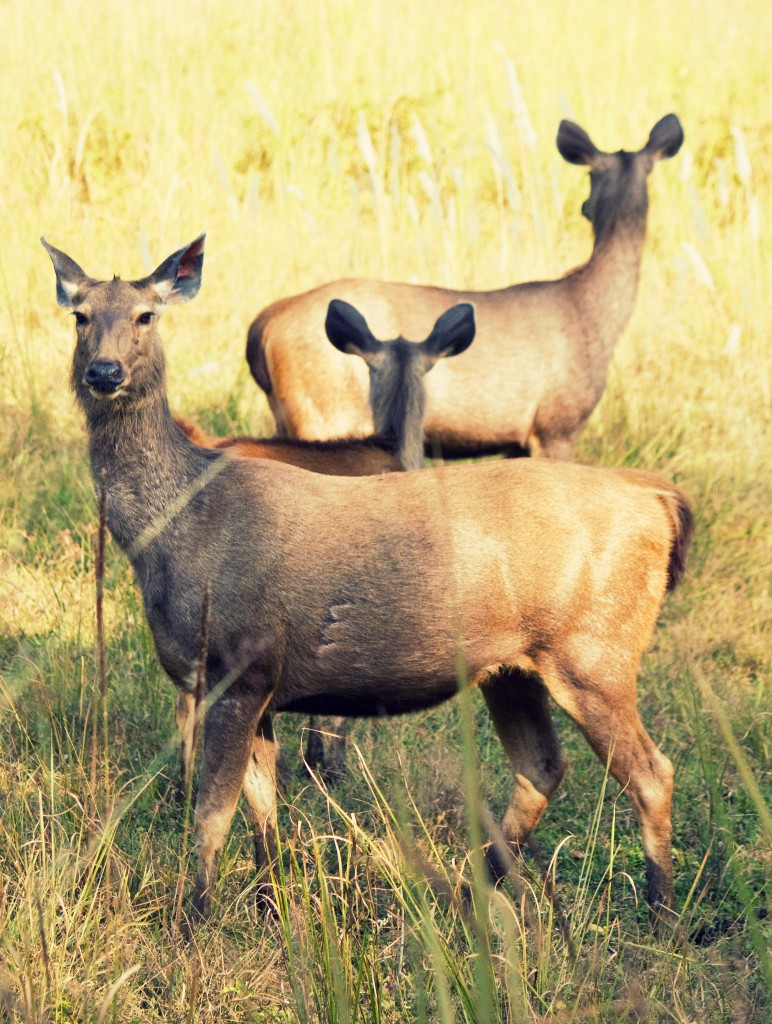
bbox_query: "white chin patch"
[88,386,125,401]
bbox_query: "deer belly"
[275,593,465,716]
[277,676,461,717]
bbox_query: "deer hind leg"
[482,671,568,880]
[597,713,675,929]
[545,664,676,930]
[192,682,267,918]
[304,714,348,783]
[241,714,279,906]
[176,689,196,800]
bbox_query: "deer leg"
[241,714,279,907]
[304,714,348,783]
[175,689,196,801]
[325,717,348,782]
[591,712,675,930]
[546,665,676,930]
[192,683,266,918]
[304,714,325,772]
[482,671,568,879]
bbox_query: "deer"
[175,300,475,477]
[43,233,693,932]
[246,114,684,460]
[174,417,399,476]
[176,300,477,781]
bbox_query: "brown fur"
[179,300,478,781]
[247,115,684,460]
[174,416,401,475]
[43,234,693,930]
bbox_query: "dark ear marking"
[556,121,600,166]
[325,299,382,361]
[422,303,476,360]
[645,114,684,161]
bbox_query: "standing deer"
[176,300,475,476]
[177,300,476,781]
[174,420,399,476]
[247,114,684,459]
[43,234,693,931]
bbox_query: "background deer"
[176,300,474,475]
[176,300,476,781]
[247,114,684,460]
[43,234,692,931]
[174,419,399,475]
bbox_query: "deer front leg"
[304,714,348,783]
[175,689,196,801]
[192,682,267,919]
[241,714,279,908]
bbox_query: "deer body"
[94,448,679,712]
[44,234,693,929]
[177,300,477,780]
[176,298,475,477]
[248,115,684,459]
[173,417,401,476]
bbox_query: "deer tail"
[659,485,695,591]
[246,315,273,395]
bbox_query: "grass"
[1,0,770,1020]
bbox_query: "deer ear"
[422,303,476,361]
[556,120,600,166]
[644,114,684,161]
[325,299,383,364]
[41,238,95,308]
[142,233,205,305]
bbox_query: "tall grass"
[1,0,770,1020]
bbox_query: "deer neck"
[372,370,425,471]
[576,213,647,362]
[378,399,424,471]
[84,392,210,556]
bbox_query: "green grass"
[1,0,770,1020]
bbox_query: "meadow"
[0,0,770,1020]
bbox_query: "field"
[0,0,770,1020]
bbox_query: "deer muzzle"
[84,360,126,396]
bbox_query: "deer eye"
[72,311,89,327]
[136,311,154,326]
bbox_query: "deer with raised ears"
[43,234,693,931]
[247,114,684,460]
[324,298,476,471]
[301,299,476,778]
[174,299,476,477]
[174,420,400,476]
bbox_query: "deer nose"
[85,361,125,394]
